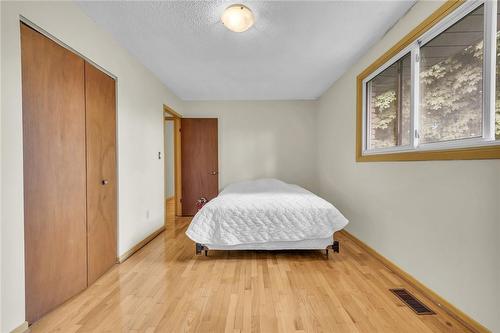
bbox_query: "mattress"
[186,178,348,247]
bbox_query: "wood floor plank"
[29,199,471,333]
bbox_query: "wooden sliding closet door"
[21,23,88,324]
[85,62,117,285]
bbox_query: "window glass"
[419,5,484,144]
[366,53,411,149]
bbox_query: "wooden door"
[181,118,218,216]
[21,23,88,323]
[85,62,117,285]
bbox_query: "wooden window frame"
[356,0,500,162]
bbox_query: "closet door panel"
[21,23,88,324]
[85,62,117,285]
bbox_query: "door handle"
[210,171,218,175]
[101,179,109,185]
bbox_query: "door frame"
[163,104,182,216]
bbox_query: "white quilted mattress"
[185,179,348,246]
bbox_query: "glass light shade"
[221,4,254,33]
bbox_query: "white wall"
[316,1,500,331]
[183,101,318,192]
[0,1,184,332]
[164,120,175,198]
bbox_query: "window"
[358,1,500,161]
[420,5,484,144]
[367,53,411,149]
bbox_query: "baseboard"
[118,226,165,263]
[340,230,490,333]
[10,321,29,333]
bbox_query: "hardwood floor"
[30,200,470,333]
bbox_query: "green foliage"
[372,91,397,130]
[369,86,398,148]
[419,41,483,143]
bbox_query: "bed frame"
[195,241,340,257]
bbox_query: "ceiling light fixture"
[221,4,254,33]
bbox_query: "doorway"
[163,105,182,219]
[162,106,219,218]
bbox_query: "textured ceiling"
[77,1,416,100]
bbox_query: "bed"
[185,178,348,256]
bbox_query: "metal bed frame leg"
[325,241,340,258]
[333,240,340,253]
[196,243,209,256]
